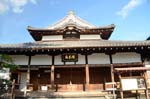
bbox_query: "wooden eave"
[0,40,150,55]
[27,25,115,41]
[114,67,150,72]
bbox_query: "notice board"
[121,77,146,91]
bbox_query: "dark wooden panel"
[89,67,111,84]
[30,68,51,91]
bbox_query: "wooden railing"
[105,82,120,91]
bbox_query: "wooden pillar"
[85,64,90,84]
[109,54,114,82]
[27,55,31,84]
[51,65,55,89]
[110,64,116,99]
[110,64,114,82]
[85,64,90,91]
[144,71,149,99]
[51,55,55,89]
[118,73,124,99]
[85,55,90,91]
[142,62,150,99]
[24,55,31,95]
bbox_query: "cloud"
[0,0,9,14]
[117,0,145,18]
[10,0,29,13]
[0,0,38,14]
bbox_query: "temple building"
[0,11,150,98]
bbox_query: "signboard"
[62,53,78,62]
[41,86,48,91]
[121,77,146,91]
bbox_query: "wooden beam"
[52,55,55,65]
[85,55,88,64]
[109,54,113,64]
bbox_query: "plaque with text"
[62,53,78,62]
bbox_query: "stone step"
[15,91,113,99]
[15,91,148,99]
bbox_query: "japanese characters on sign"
[62,53,78,62]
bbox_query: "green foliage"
[0,54,13,63]
[0,54,18,96]
[0,79,12,95]
[0,54,18,71]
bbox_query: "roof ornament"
[68,10,75,15]
[44,11,97,29]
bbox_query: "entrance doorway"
[30,68,50,91]
[55,67,85,91]
[89,67,111,90]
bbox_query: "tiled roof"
[27,24,115,41]
[0,40,150,49]
[27,11,115,41]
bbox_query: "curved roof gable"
[47,11,96,29]
[27,11,115,41]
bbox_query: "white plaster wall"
[54,55,64,65]
[11,55,28,65]
[42,35,63,41]
[112,52,141,63]
[88,53,110,64]
[31,55,52,65]
[80,35,101,40]
[76,54,85,64]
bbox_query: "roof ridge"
[47,11,96,29]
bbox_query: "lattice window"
[63,26,80,39]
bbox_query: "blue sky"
[0,0,150,44]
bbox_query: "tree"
[0,54,18,96]
[0,54,18,71]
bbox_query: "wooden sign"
[121,77,146,91]
[62,53,78,62]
